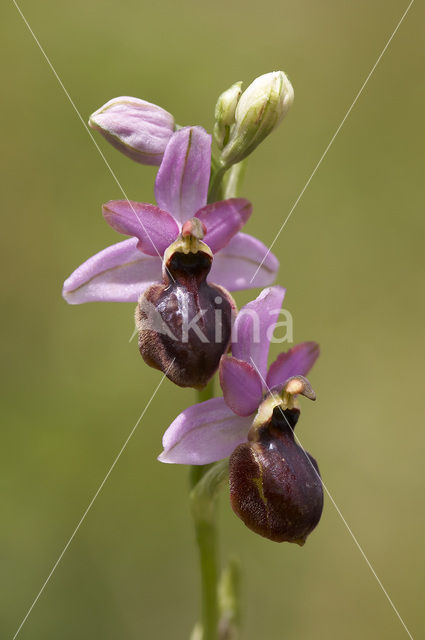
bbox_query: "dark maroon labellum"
[229,407,323,544]
[136,248,235,388]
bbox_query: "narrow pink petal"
[266,342,320,390]
[195,198,252,253]
[102,200,179,256]
[232,286,286,381]
[158,397,252,465]
[208,232,279,291]
[89,97,174,165]
[62,238,162,304]
[154,126,211,224]
[219,356,263,417]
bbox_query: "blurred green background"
[1,0,424,638]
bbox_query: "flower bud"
[135,220,236,388]
[229,380,323,544]
[89,97,175,166]
[213,81,242,150]
[220,71,294,167]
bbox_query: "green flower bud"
[213,81,243,150]
[220,71,294,167]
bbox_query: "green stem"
[193,515,219,640]
[222,161,246,199]
[190,379,220,640]
[208,165,226,203]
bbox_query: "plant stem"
[190,378,220,640]
[222,161,246,199]
[208,165,226,203]
[193,514,219,640]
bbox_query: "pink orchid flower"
[63,126,278,304]
[159,286,319,464]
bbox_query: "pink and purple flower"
[159,286,319,464]
[63,126,279,304]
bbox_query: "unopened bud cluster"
[214,71,294,167]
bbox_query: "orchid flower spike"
[89,96,175,166]
[63,126,279,305]
[159,286,319,464]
